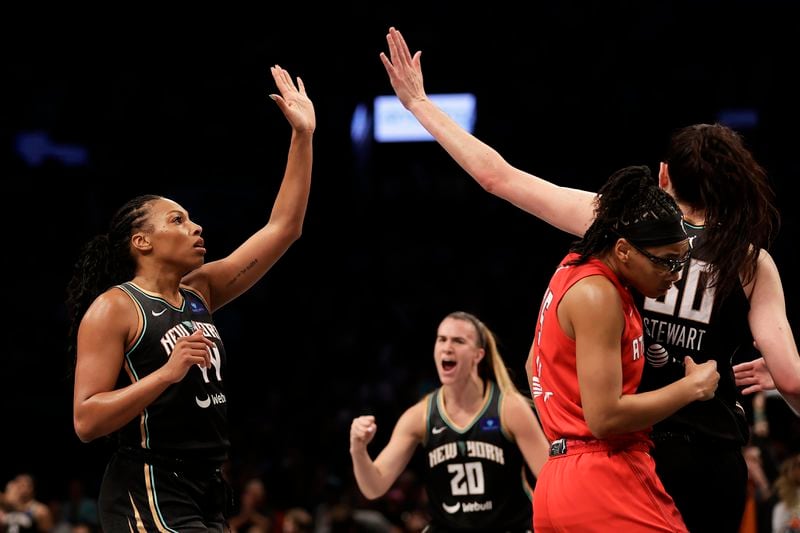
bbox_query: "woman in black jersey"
[378,26,800,533]
[350,312,549,533]
[65,65,314,532]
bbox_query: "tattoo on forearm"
[227,259,258,286]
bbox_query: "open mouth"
[441,359,457,371]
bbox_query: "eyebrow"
[437,334,474,344]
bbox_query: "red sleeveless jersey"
[530,253,648,442]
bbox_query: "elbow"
[471,154,507,196]
[777,378,800,398]
[279,223,303,244]
[476,171,500,195]
[588,426,613,440]
[74,412,101,443]
[289,226,303,242]
[585,415,615,440]
[353,477,387,500]
[361,490,383,501]
[74,425,94,444]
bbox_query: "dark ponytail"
[66,195,161,351]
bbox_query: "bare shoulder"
[502,391,537,424]
[80,286,139,340]
[745,248,782,299]
[756,248,779,273]
[83,286,137,320]
[396,396,429,441]
[568,274,619,304]
[503,390,534,412]
[561,274,622,333]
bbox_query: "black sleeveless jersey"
[422,381,532,533]
[115,282,229,461]
[637,222,751,444]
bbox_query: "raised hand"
[269,65,315,134]
[379,27,427,109]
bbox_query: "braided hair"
[568,165,683,265]
[66,195,162,351]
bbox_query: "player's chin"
[644,285,671,299]
[437,370,455,385]
[188,257,206,270]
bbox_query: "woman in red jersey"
[528,165,718,531]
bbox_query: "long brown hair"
[664,123,779,299]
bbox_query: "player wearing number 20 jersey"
[422,381,533,533]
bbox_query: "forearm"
[757,337,800,414]
[74,371,172,442]
[586,380,699,438]
[406,98,508,191]
[750,251,800,407]
[405,98,594,236]
[268,129,313,237]
[350,448,393,499]
[197,130,313,309]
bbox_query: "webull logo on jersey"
[441,500,493,514]
[195,392,227,409]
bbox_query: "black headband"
[615,216,687,247]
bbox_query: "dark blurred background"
[3,1,799,530]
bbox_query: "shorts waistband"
[548,438,651,457]
[650,430,742,449]
[117,446,221,474]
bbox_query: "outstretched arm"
[746,250,800,414]
[349,403,424,500]
[380,26,595,237]
[184,65,315,311]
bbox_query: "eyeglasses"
[628,239,692,273]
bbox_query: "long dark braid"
[665,123,779,300]
[568,165,682,265]
[66,195,161,351]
